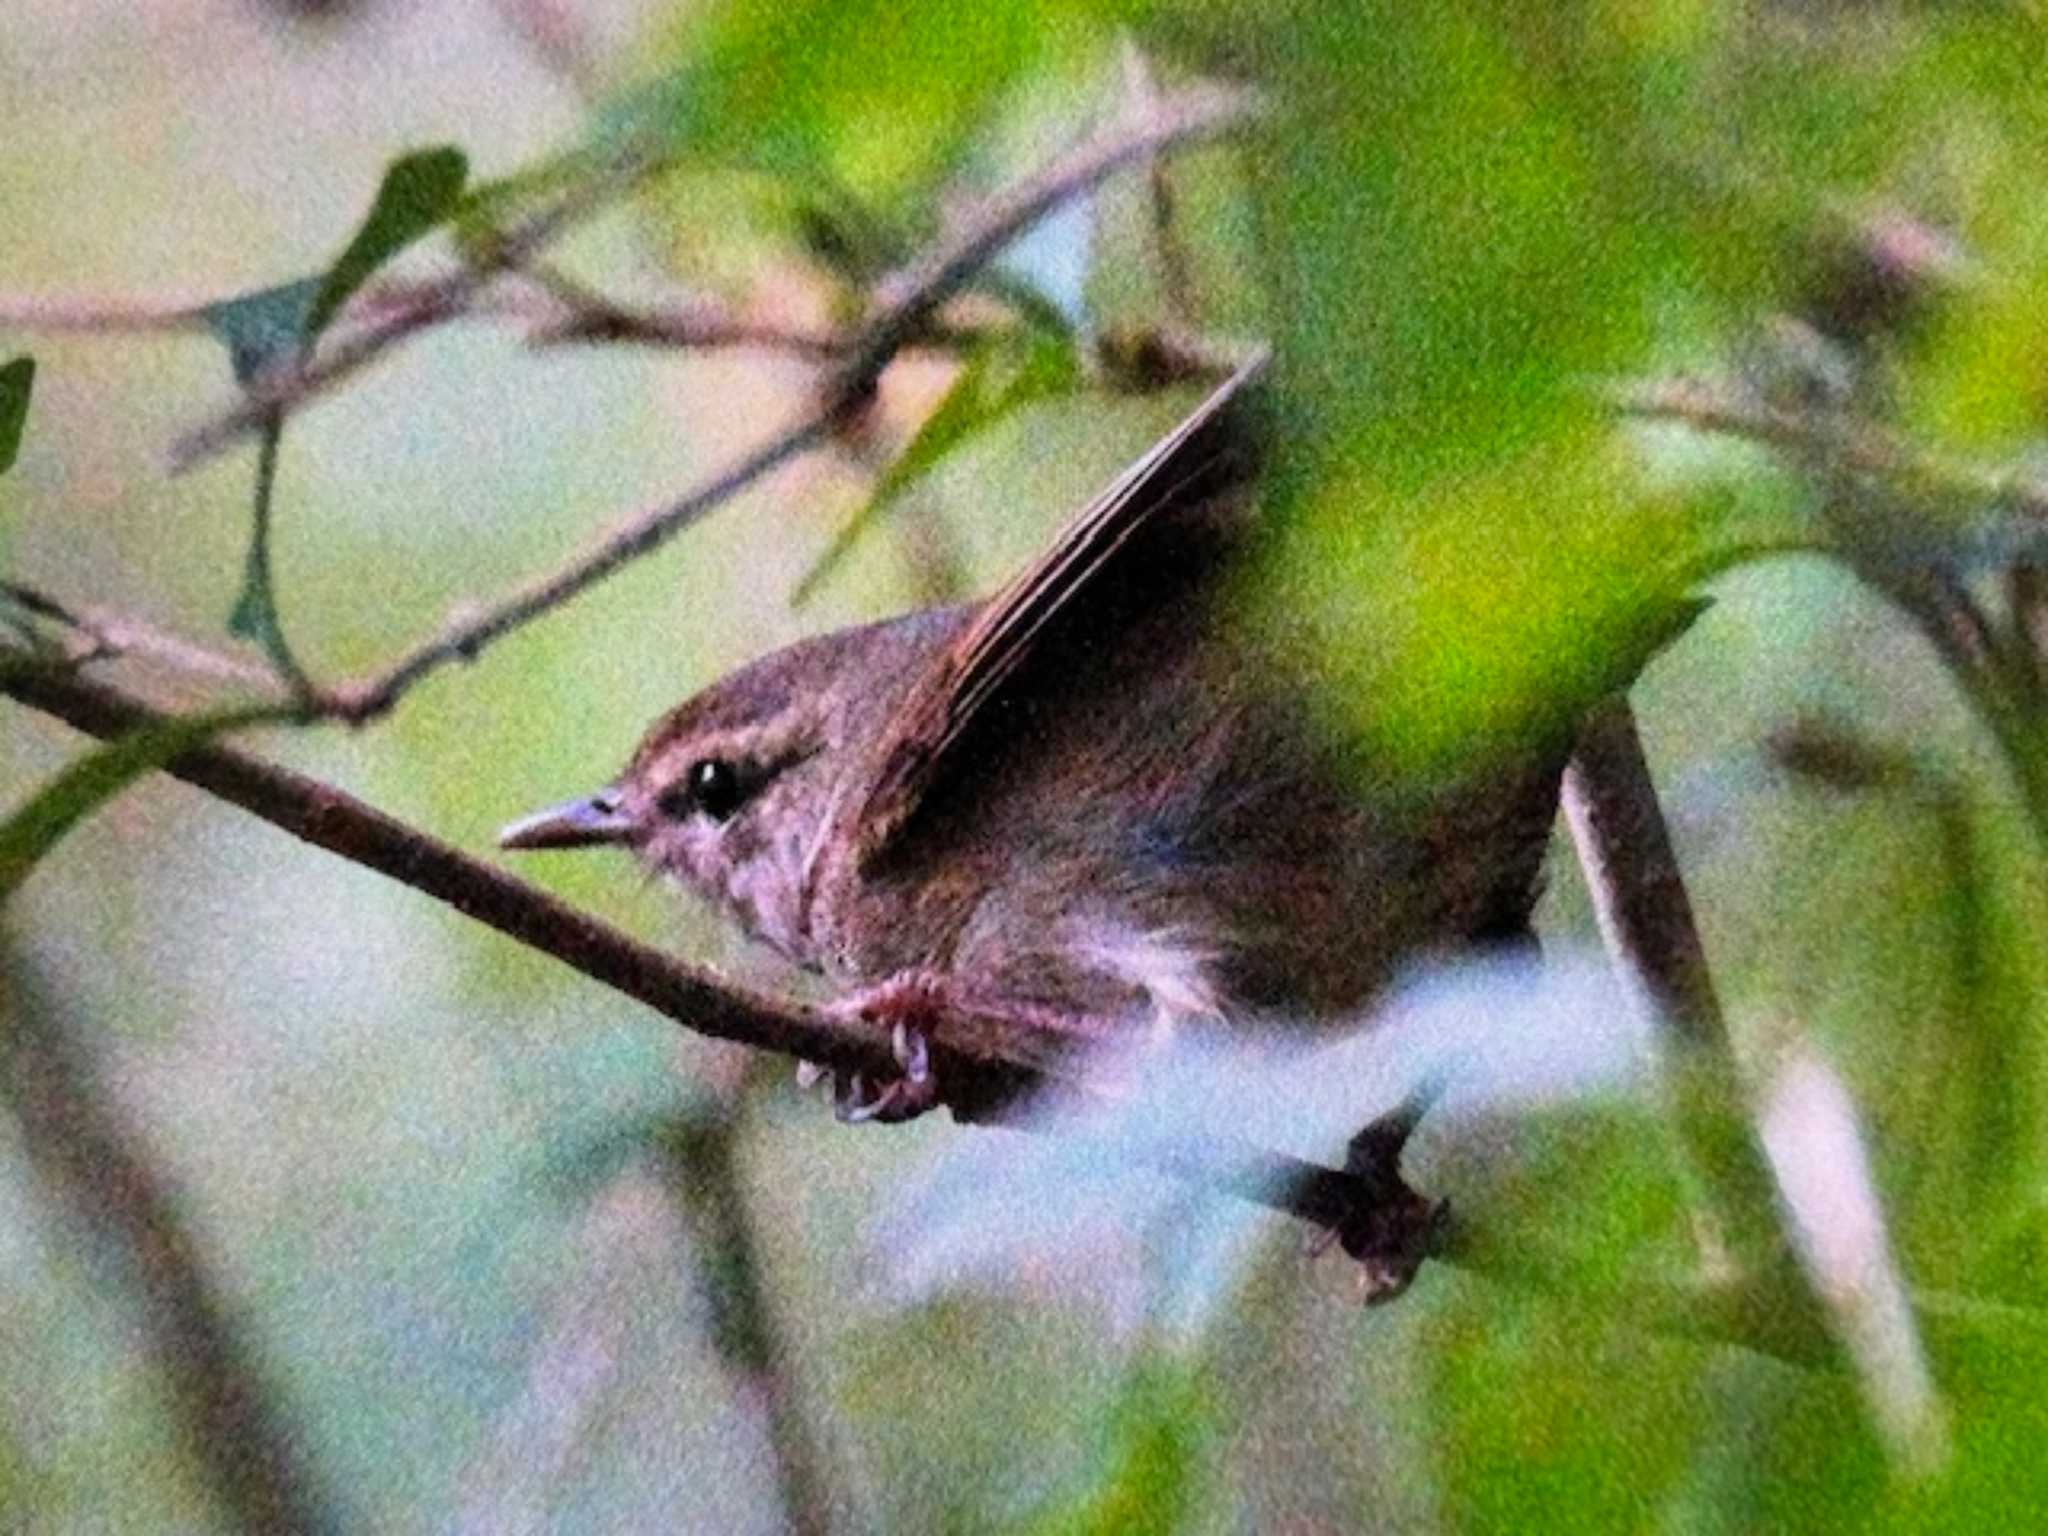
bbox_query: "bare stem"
[1563,697,1833,1344]
[0,581,280,688]
[1612,373,2048,525]
[843,81,1257,401]
[1119,37,1201,328]
[3,954,341,1534]
[321,409,841,721]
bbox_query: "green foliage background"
[4,2,2047,1530]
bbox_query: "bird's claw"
[796,983,944,1123]
[835,1021,938,1122]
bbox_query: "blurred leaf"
[1420,1110,1713,1533]
[650,0,1071,222]
[0,705,282,903]
[1262,430,1708,775]
[1021,1350,1213,1536]
[0,355,32,477]
[303,145,467,345]
[794,329,1083,603]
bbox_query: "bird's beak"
[498,788,636,851]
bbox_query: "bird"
[500,351,1567,1197]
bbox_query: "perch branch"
[0,656,1903,1369]
[0,658,1371,1213]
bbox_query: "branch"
[0,660,1360,1198]
[1562,698,1844,1355]
[0,269,879,366]
[319,408,841,721]
[2,952,341,1533]
[841,80,1257,401]
[315,82,1260,720]
[1611,373,2048,526]
[0,656,1907,1369]
[168,147,654,472]
[1,580,281,689]
[512,264,853,357]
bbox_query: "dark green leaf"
[303,145,468,345]
[0,704,284,903]
[199,279,321,388]
[792,329,1082,604]
[0,356,33,477]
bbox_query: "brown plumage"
[503,353,1567,1094]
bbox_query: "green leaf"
[1020,1350,1213,1536]
[0,704,283,903]
[222,416,306,686]
[792,329,1082,604]
[303,145,468,346]
[0,356,33,476]
[647,0,1090,229]
[197,148,464,676]
[199,279,321,388]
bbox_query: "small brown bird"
[501,355,1567,1137]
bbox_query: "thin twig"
[0,289,220,334]
[515,264,853,358]
[1612,373,2048,525]
[320,409,841,720]
[0,581,280,688]
[842,81,1257,402]
[319,83,1260,720]
[1119,37,1201,328]
[170,145,655,471]
[0,269,889,363]
[0,276,483,338]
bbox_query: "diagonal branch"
[1562,698,1843,1358]
[318,82,1261,722]
[1,656,1899,1368]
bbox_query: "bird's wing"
[830,347,1270,876]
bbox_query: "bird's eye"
[661,758,745,822]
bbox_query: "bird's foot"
[1307,1096,1450,1304]
[796,973,949,1124]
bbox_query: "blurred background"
[4,2,2047,1531]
